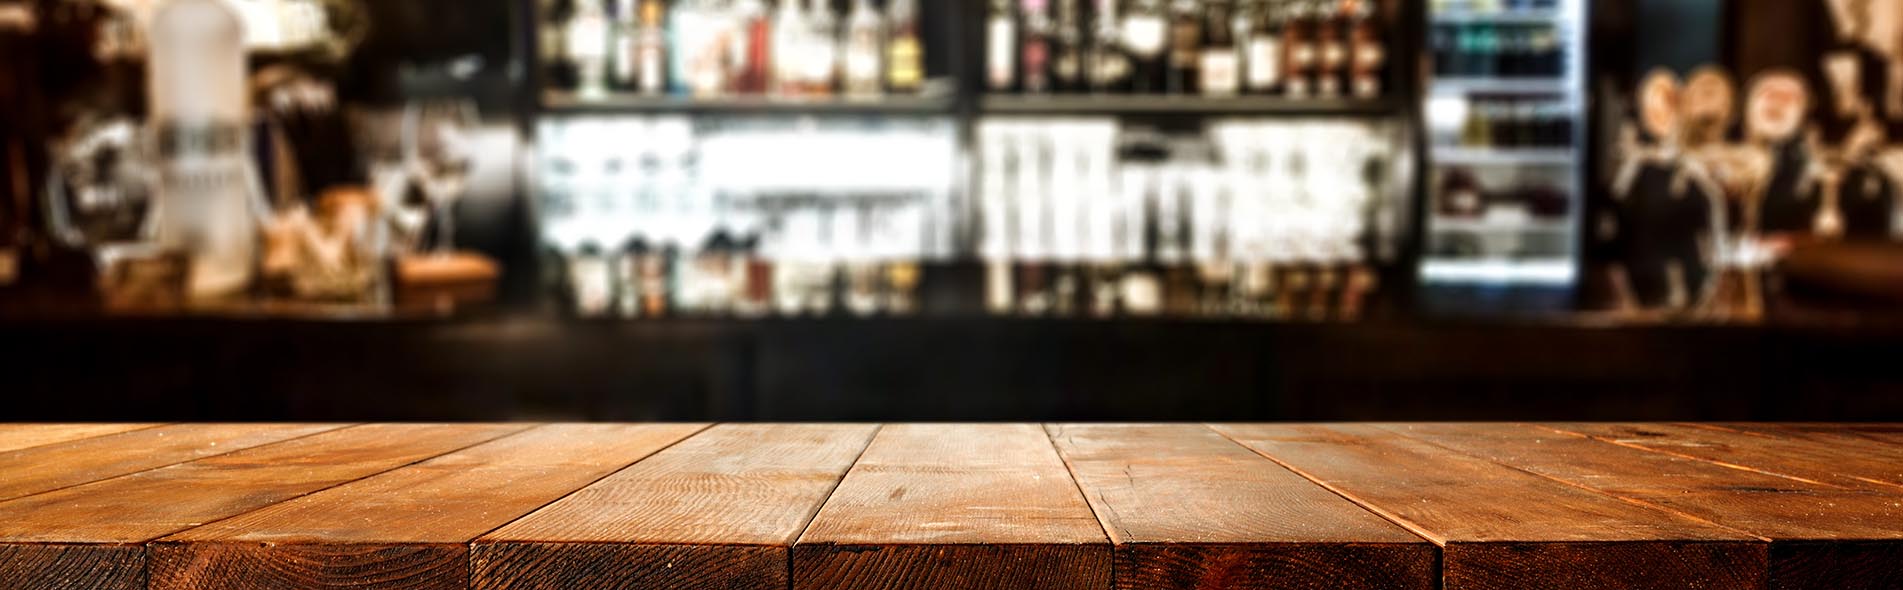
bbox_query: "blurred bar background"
[2,0,1902,421]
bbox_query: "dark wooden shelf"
[541,91,957,115]
[979,94,1406,116]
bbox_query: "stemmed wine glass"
[401,98,480,254]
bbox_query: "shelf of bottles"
[539,115,959,318]
[536,0,941,111]
[1421,0,1584,288]
[975,117,1405,320]
[982,0,1399,112]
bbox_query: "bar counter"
[4,314,1903,422]
[0,422,1898,590]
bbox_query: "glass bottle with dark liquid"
[1124,0,1171,94]
[1087,0,1133,93]
[1347,0,1384,98]
[1166,0,1203,95]
[1052,0,1086,92]
[1282,0,1316,98]
[1314,0,1346,98]
[545,0,581,92]
[1020,0,1053,94]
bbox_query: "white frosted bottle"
[148,0,265,302]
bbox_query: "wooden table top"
[0,423,1897,590]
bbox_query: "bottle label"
[888,36,923,89]
[1122,15,1166,58]
[1201,52,1239,95]
[1292,44,1317,68]
[1320,41,1346,69]
[1247,37,1281,88]
[612,34,637,83]
[989,18,1017,89]
[567,15,608,60]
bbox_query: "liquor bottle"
[1124,0,1170,93]
[569,0,612,98]
[149,0,267,302]
[544,0,581,92]
[772,0,806,95]
[1166,0,1201,94]
[885,0,924,93]
[1020,0,1052,94]
[1051,0,1085,92]
[733,0,771,93]
[608,0,639,91]
[636,0,670,95]
[1282,0,1315,98]
[1314,0,1346,98]
[1347,0,1383,98]
[842,0,884,98]
[987,0,1018,92]
[1086,0,1132,93]
[1243,0,1283,94]
[1200,0,1240,95]
[804,0,839,96]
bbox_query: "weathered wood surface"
[152,424,707,590]
[793,423,1112,590]
[1388,423,1903,590]
[0,424,165,453]
[475,424,878,590]
[1210,423,1767,590]
[1047,424,1437,590]
[0,423,1896,590]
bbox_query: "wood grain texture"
[0,423,346,502]
[153,423,708,590]
[0,424,165,453]
[1210,423,1766,590]
[475,423,879,590]
[0,424,527,590]
[1709,423,1903,447]
[1047,424,1436,590]
[1391,423,1903,590]
[0,544,146,590]
[1550,423,1903,492]
[794,424,1111,590]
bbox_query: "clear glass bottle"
[803,0,838,96]
[842,0,884,98]
[987,0,1019,92]
[609,0,639,91]
[569,0,613,98]
[772,0,806,95]
[637,0,670,95]
[1052,0,1085,92]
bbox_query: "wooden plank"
[0,424,166,453]
[1551,423,1903,492]
[475,424,878,590]
[0,423,528,590]
[793,424,1111,590]
[0,423,346,502]
[1210,423,1766,590]
[1704,423,1903,449]
[1392,423,1903,590]
[151,423,708,590]
[1046,424,1437,590]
